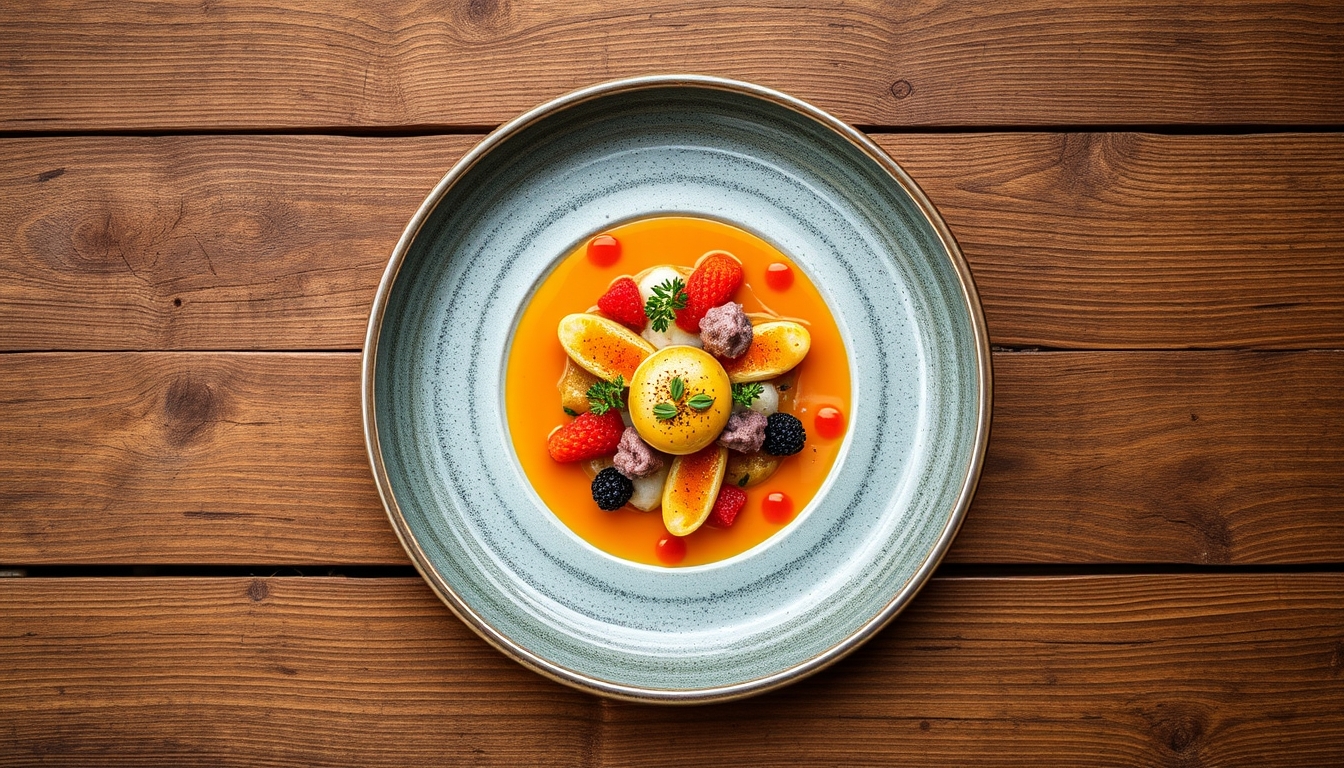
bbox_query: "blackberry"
[762,412,806,456]
[591,467,634,510]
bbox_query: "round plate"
[363,76,991,703]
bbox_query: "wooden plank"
[2,351,1341,565]
[0,136,469,352]
[0,352,406,565]
[3,133,1342,351]
[596,574,1344,767]
[1,1,1342,130]
[891,133,1344,349]
[2,575,1341,765]
[952,350,1344,564]
[0,577,595,767]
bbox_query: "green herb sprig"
[643,278,688,333]
[585,375,626,415]
[652,402,678,421]
[731,382,764,408]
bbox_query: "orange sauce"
[505,216,850,566]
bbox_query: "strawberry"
[706,485,748,528]
[597,277,646,330]
[675,252,743,332]
[547,410,625,463]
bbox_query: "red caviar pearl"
[762,491,794,524]
[764,262,794,291]
[587,234,621,267]
[815,406,845,440]
[655,534,686,565]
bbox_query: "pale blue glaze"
[369,80,987,698]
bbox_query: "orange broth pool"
[504,216,850,566]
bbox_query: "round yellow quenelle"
[628,346,732,456]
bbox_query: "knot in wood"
[163,376,219,446]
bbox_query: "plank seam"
[0,124,1342,140]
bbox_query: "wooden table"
[3,2,1342,764]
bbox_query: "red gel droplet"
[587,234,621,267]
[764,262,794,291]
[815,406,845,440]
[655,534,686,565]
[762,492,794,524]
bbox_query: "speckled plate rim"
[362,74,992,704]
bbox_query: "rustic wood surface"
[2,576,1341,766]
[4,133,1343,351]
[2,350,1340,565]
[2,0,1341,763]
[2,1,1342,130]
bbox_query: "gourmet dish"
[505,216,850,566]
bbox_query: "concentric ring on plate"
[363,75,991,703]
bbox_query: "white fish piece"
[641,324,703,350]
[637,266,684,305]
[750,382,779,415]
[628,465,670,512]
[732,381,779,415]
[636,266,703,349]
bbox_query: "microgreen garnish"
[653,402,678,421]
[686,393,715,411]
[731,382,764,408]
[644,278,688,332]
[669,376,685,402]
[563,406,578,417]
[585,375,625,415]
[737,474,749,488]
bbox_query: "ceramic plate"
[363,76,990,703]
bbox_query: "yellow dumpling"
[628,346,732,455]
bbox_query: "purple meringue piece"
[699,302,753,359]
[717,409,767,453]
[613,427,664,478]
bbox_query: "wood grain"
[2,575,1340,765]
[3,133,1342,351]
[597,574,1344,767]
[952,350,1344,564]
[892,132,1344,349]
[2,351,1340,565]
[0,352,406,564]
[0,136,468,352]
[1,1,1342,130]
[0,577,595,767]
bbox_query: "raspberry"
[675,252,743,333]
[546,410,625,463]
[762,412,806,456]
[597,277,646,330]
[706,485,747,528]
[591,467,634,510]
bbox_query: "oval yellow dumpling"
[662,445,728,537]
[557,313,656,382]
[628,346,732,455]
[721,321,811,383]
